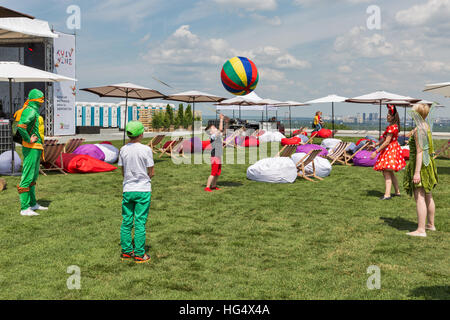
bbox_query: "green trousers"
[121,192,151,257]
[19,147,42,210]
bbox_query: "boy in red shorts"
[204,113,224,192]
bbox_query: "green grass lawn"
[0,137,449,300]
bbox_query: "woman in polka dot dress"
[370,105,406,200]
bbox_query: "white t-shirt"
[118,143,154,192]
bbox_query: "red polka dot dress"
[373,124,406,172]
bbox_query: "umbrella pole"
[289,106,292,137]
[9,78,15,174]
[192,99,195,141]
[332,102,335,137]
[123,91,129,145]
[404,106,407,139]
[239,105,241,120]
[379,101,382,138]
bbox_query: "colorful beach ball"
[221,56,259,96]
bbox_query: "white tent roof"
[306,94,347,104]
[217,91,264,106]
[346,91,419,103]
[0,61,76,82]
[424,82,450,97]
[216,105,277,111]
[0,18,57,39]
[164,90,225,103]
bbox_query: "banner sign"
[53,32,76,135]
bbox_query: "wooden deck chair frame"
[276,144,299,158]
[64,138,85,154]
[44,139,58,146]
[159,137,184,158]
[148,135,166,153]
[40,143,67,176]
[343,141,371,165]
[434,139,450,159]
[223,127,245,148]
[296,149,323,182]
[326,141,351,166]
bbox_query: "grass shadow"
[409,285,450,300]
[437,167,450,175]
[366,189,384,198]
[380,216,417,231]
[218,181,244,187]
[38,199,52,207]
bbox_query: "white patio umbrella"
[215,91,265,120]
[164,90,225,139]
[346,91,420,137]
[305,95,347,135]
[81,83,166,144]
[276,101,309,137]
[0,61,77,175]
[424,82,450,97]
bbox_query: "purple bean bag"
[182,137,203,153]
[296,144,328,157]
[353,150,378,167]
[73,144,105,162]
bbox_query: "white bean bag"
[95,143,119,164]
[247,157,297,183]
[291,152,332,178]
[321,138,342,151]
[258,131,286,143]
[0,151,21,174]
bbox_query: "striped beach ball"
[221,56,259,96]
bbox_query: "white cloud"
[214,0,278,11]
[396,0,450,26]
[250,13,282,26]
[293,0,370,6]
[338,65,352,73]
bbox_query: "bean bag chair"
[73,144,105,162]
[259,131,286,143]
[247,157,297,184]
[295,134,310,144]
[296,144,328,157]
[0,151,21,174]
[291,152,332,178]
[202,140,212,151]
[241,136,259,147]
[55,153,117,174]
[95,143,119,164]
[316,128,333,138]
[321,138,342,151]
[99,141,113,145]
[182,137,202,153]
[281,137,302,146]
[293,129,307,136]
[401,148,410,160]
[353,150,378,167]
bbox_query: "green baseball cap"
[126,121,145,137]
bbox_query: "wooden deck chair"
[40,143,67,176]
[148,134,166,153]
[296,149,323,182]
[159,137,184,158]
[343,141,371,165]
[44,139,58,146]
[64,138,85,154]
[434,139,450,159]
[303,135,315,145]
[276,144,299,158]
[325,141,351,166]
[223,127,245,148]
[171,137,187,159]
[250,129,260,137]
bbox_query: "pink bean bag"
[73,144,105,162]
[296,144,328,157]
[353,150,378,167]
[241,136,259,147]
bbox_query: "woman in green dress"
[403,103,438,237]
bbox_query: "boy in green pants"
[118,121,154,263]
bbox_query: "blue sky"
[3,0,450,118]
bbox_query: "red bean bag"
[293,130,307,136]
[55,153,117,174]
[162,141,174,149]
[281,137,302,146]
[241,136,259,147]
[202,141,212,151]
[316,129,333,138]
[402,149,410,160]
[310,131,319,138]
[99,141,113,145]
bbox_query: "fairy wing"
[409,105,435,166]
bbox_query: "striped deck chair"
[40,143,67,176]
[148,134,166,153]
[276,144,299,157]
[64,138,85,154]
[434,139,450,159]
[159,137,184,158]
[296,149,323,182]
[44,139,58,146]
[325,141,351,165]
[343,141,371,165]
[223,127,245,148]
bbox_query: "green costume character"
[14,89,48,216]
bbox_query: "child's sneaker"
[204,187,213,192]
[120,251,135,261]
[134,254,151,264]
[20,208,39,216]
[31,203,48,211]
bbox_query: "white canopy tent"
[0,61,76,175]
[424,82,450,98]
[0,18,58,40]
